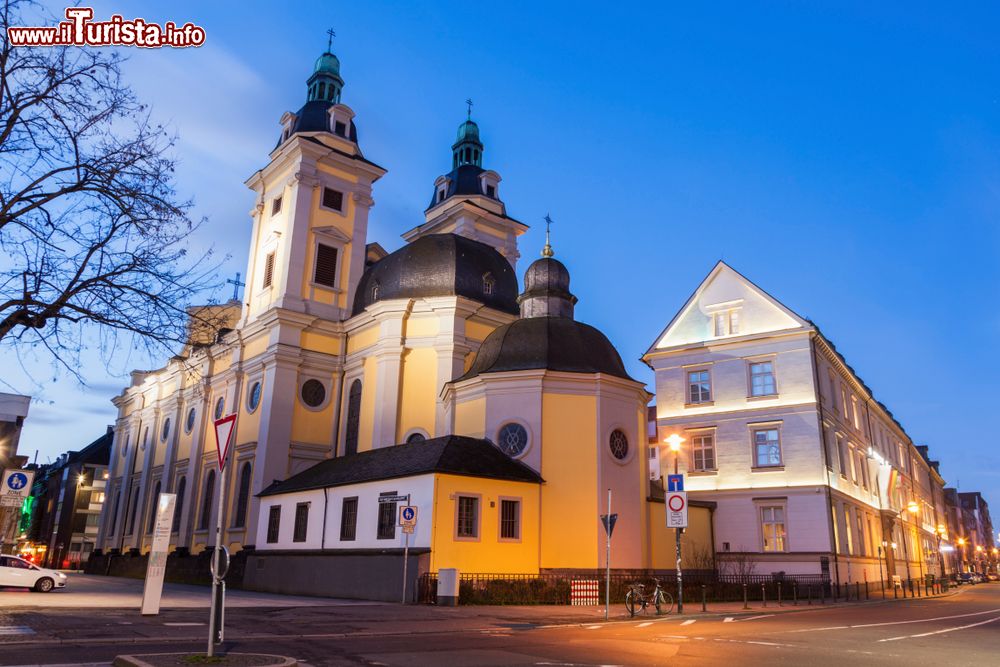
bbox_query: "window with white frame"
[313,243,339,288]
[499,498,521,541]
[687,370,711,404]
[456,495,479,540]
[749,361,776,397]
[713,308,741,337]
[855,508,866,556]
[752,427,782,467]
[760,505,786,552]
[837,434,849,477]
[841,386,850,420]
[691,432,716,471]
[851,395,861,430]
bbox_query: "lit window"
[760,506,786,552]
[691,432,715,471]
[749,361,776,396]
[752,427,782,467]
[687,370,711,404]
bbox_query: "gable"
[648,262,808,352]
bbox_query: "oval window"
[161,418,171,442]
[609,429,629,460]
[247,381,262,413]
[185,407,196,433]
[301,379,326,408]
[497,423,528,457]
[214,396,225,420]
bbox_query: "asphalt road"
[1,580,998,666]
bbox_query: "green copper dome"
[456,119,480,142]
[314,52,341,75]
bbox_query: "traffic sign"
[666,474,684,492]
[399,505,417,527]
[213,414,237,472]
[666,491,688,528]
[401,524,414,534]
[1,469,34,506]
[379,495,409,503]
[600,513,618,538]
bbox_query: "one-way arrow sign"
[600,513,618,538]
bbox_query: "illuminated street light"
[664,434,685,452]
[907,500,919,514]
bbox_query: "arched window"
[371,282,380,301]
[406,432,427,444]
[234,462,252,528]
[318,82,326,99]
[126,486,140,535]
[199,471,215,530]
[482,272,495,296]
[345,379,362,456]
[172,477,186,533]
[147,481,161,534]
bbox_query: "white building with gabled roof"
[643,261,942,586]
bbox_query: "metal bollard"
[856,581,860,601]
[807,584,812,605]
[778,582,782,606]
[701,585,707,612]
[793,583,798,606]
[743,583,749,610]
[865,581,870,600]
[761,583,767,607]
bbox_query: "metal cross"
[226,272,245,301]
[326,28,336,52]
[465,98,473,120]
[543,213,553,233]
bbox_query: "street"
[1,577,999,666]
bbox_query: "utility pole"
[605,488,611,621]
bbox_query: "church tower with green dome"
[307,51,344,104]
[452,117,483,168]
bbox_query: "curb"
[113,654,296,667]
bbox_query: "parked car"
[986,573,998,582]
[0,555,67,592]
[957,572,977,585]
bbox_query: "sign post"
[399,500,416,604]
[599,489,617,621]
[141,493,177,615]
[665,475,687,614]
[207,414,237,658]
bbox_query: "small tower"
[452,118,483,168]
[517,225,578,319]
[307,31,344,104]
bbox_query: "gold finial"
[542,213,554,257]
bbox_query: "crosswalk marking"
[636,621,653,628]
[586,624,602,630]
[724,617,735,622]
[681,619,696,626]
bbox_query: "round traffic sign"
[402,507,415,521]
[6,472,27,490]
[667,494,685,512]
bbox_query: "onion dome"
[352,234,519,316]
[314,52,341,76]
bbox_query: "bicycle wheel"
[655,589,675,615]
[625,590,637,617]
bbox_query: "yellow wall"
[404,317,438,338]
[243,335,269,362]
[647,503,714,567]
[237,377,264,445]
[300,331,342,355]
[454,397,486,439]
[430,474,541,574]
[290,383,335,445]
[397,347,438,441]
[347,326,378,355]
[465,320,495,342]
[540,393,599,569]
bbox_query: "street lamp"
[663,434,685,614]
[958,537,967,573]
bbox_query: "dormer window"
[437,188,446,203]
[482,273,495,296]
[334,120,347,137]
[486,184,496,198]
[713,308,741,337]
[371,281,380,301]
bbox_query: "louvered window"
[322,187,344,211]
[314,244,338,287]
[262,252,275,288]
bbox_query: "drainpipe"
[809,335,840,587]
[321,487,329,550]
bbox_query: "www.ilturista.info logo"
[6,7,205,48]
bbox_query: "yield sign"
[600,513,618,538]
[213,414,237,472]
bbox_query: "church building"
[94,45,712,597]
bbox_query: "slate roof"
[456,316,635,383]
[258,435,542,497]
[351,233,519,316]
[427,164,497,208]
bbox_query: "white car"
[0,555,67,592]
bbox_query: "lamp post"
[975,545,984,576]
[957,537,967,573]
[877,541,887,597]
[664,433,685,614]
[906,500,922,585]
[935,525,946,581]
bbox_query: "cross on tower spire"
[465,98,473,120]
[542,214,554,258]
[226,272,245,302]
[326,28,335,52]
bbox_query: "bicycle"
[625,578,674,616]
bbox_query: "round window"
[609,429,629,460]
[406,432,426,444]
[185,407,196,433]
[161,418,171,442]
[301,379,326,408]
[247,381,262,412]
[497,422,529,457]
[214,396,225,420]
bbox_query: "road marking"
[723,617,734,623]
[636,621,653,628]
[681,619,696,626]
[0,627,35,635]
[164,622,205,626]
[879,615,1000,642]
[586,624,602,630]
[787,608,1000,633]
[734,614,775,622]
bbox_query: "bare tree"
[718,549,760,579]
[0,0,222,380]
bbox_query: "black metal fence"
[416,570,951,605]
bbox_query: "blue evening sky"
[7,2,999,510]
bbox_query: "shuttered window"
[322,187,344,211]
[262,252,275,288]
[313,244,338,287]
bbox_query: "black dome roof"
[352,234,519,316]
[456,317,634,382]
[428,164,498,209]
[278,100,358,145]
